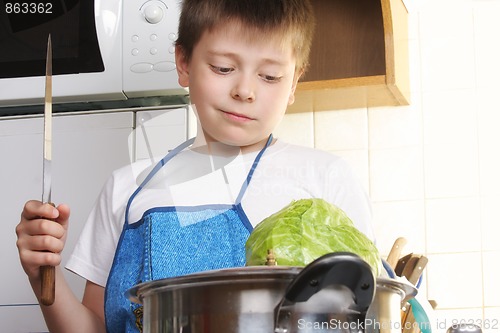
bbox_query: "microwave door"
[0,0,104,79]
[0,0,126,107]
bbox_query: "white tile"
[314,108,368,151]
[408,0,435,13]
[369,146,424,201]
[483,251,500,307]
[274,111,314,147]
[329,149,369,194]
[418,3,475,92]
[473,0,500,8]
[483,307,500,333]
[401,0,418,14]
[420,38,476,92]
[371,200,426,255]
[423,143,479,198]
[425,197,482,253]
[407,9,420,40]
[473,3,500,41]
[477,88,500,196]
[474,4,500,89]
[422,90,478,145]
[480,196,500,251]
[408,39,423,94]
[418,2,474,40]
[413,0,475,15]
[477,88,500,143]
[426,253,483,308]
[368,100,422,150]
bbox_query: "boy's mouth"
[221,110,255,122]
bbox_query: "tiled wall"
[275,0,500,331]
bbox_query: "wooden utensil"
[402,304,417,333]
[407,256,428,286]
[397,253,429,333]
[396,253,428,285]
[387,237,407,270]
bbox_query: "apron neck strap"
[125,137,195,224]
[125,134,273,223]
[234,134,273,204]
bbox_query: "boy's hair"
[176,0,315,74]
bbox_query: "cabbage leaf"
[245,198,381,276]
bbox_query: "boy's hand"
[16,200,70,280]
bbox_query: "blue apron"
[104,135,273,333]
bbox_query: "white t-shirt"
[66,139,373,287]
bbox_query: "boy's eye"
[210,65,233,75]
[260,74,282,83]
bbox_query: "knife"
[40,34,55,306]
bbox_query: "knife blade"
[40,34,55,306]
[42,35,52,205]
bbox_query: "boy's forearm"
[29,267,106,333]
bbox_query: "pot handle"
[274,252,376,331]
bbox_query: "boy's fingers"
[37,219,66,239]
[22,200,59,221]
[29,235,65,254]
[55,203,70,224]
[18,247,61,269]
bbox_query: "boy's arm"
[33,269,106,333]
[16,201,106,333]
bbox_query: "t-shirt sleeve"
[324,158,375,242]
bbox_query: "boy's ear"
[175,46,190,88]
[288,70,303,105]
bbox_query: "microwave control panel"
[123,0,186,97]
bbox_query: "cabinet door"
[287,0,410,112]
[133,107,188,162]
[0,112,133,332]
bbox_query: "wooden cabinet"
[287,0,410,112]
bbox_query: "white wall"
[276,0,500,330]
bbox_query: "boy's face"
[176,21,300,150]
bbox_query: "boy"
[15,0,373,332]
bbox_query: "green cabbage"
[245,198,381,276]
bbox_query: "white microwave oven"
[0,0,187,110]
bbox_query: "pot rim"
[127,266,417,304]
[376,277,418,302]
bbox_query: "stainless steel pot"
[128,253,416,333]
[365,279,415,333]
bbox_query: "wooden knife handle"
[387,237,407,269]
[40,202,56,306]
[40,265,55,305]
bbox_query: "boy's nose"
[231,76,256,102]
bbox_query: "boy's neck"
[191,133,275,156]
